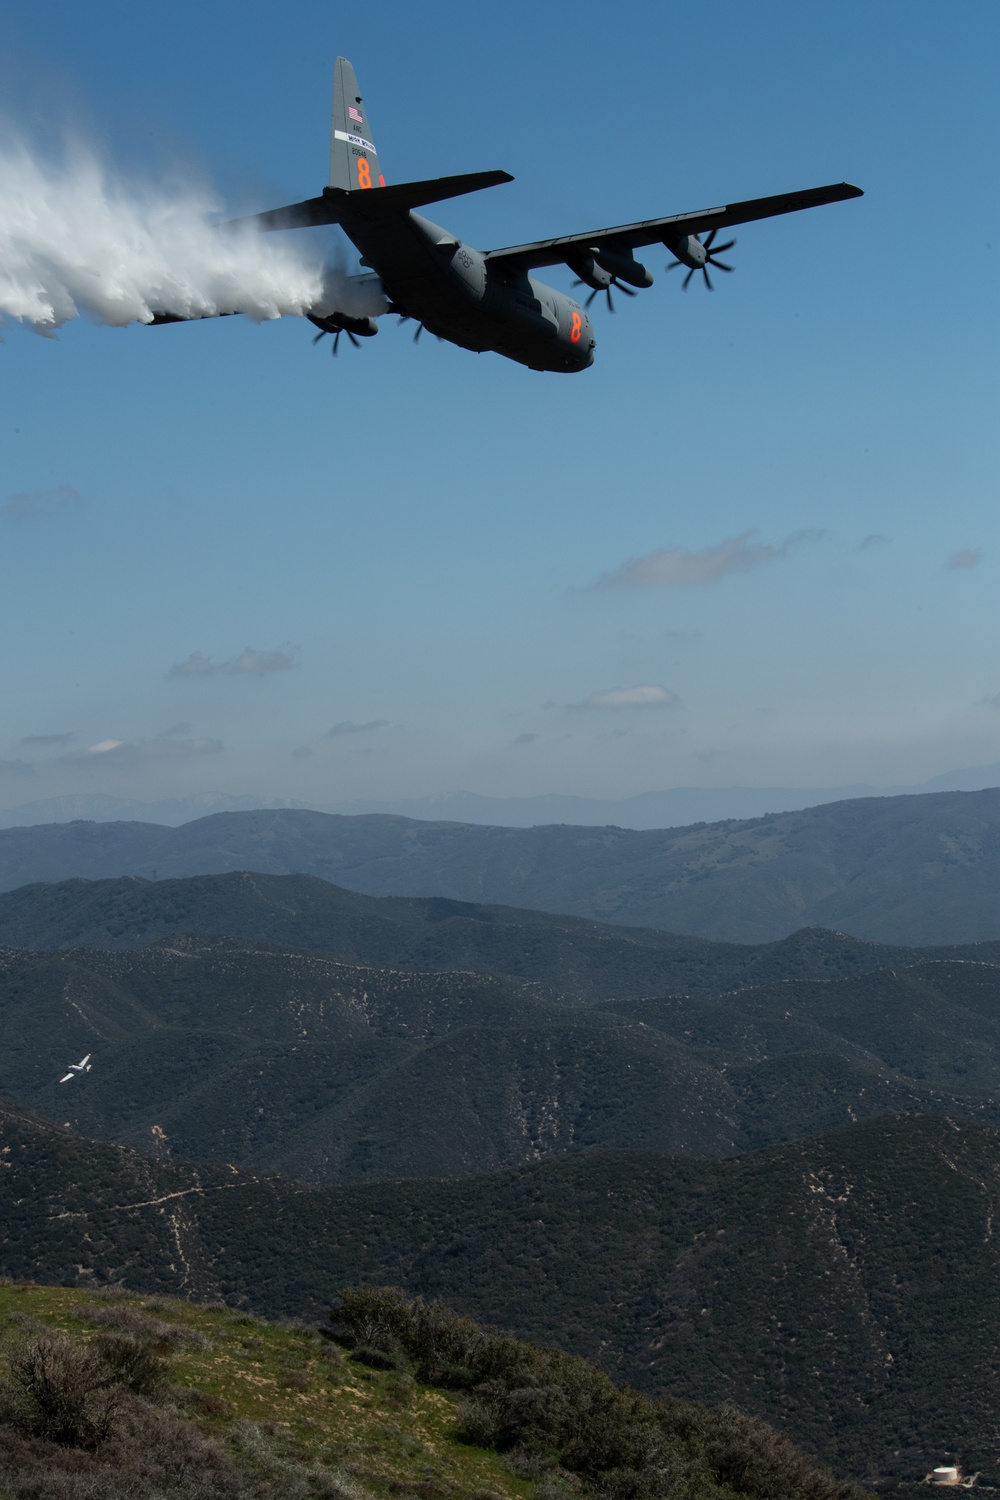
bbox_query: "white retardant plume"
[0,136,381,331]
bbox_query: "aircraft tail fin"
[329,56,384,192]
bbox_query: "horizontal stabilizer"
[224,196,341,233]
[148,310,239,325]
[226,170,513,234]
[349,170,513,212]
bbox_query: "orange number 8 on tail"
[357,158,372,189]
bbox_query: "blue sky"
[0,0,997,811]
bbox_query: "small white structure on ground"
[926,1467,978,1488]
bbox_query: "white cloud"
[0,484,84,522]
[168,647,296,678]
[326,719,389,737]
[947,548,983,571]
[574,685,679,710]
[61,736,224,767]
[593,529,826,588]
[223,647,296,676]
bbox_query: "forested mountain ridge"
[3,932,1000,1179]
[0,1100,993,1491]
[4,868,999,997]
[0,788,998,942]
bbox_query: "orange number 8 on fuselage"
[570,311,582,343]
[357,158,372,189]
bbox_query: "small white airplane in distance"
[59,1054,92,1084]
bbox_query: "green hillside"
[0,1281,865,1500]
[3,933,1000,1178]
[0,935,741,1174]
[1,790,999,942]
[3,935,1000,1179]
[0,1100,994,1488]
[0,1281,533,1499]
[2,870,998,999]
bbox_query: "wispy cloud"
[0,758,34,777]
[326,719,389,737]
[947,548,983,571]
[0,485,84,522]
[19,732,71,746]
[60,735,224,768]
[168,647,297,678]
[168,652,214,678]
[593,529,826,589]
[572,685,679,710]
[513,732,539,745]
[223,647,296,676]
[857,533,891,551]
[979,692,1000,711]
[158,721,193,738]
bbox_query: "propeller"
[398,314,441,344]
[667,229,736,291]
[572,278,637,314]
[312,326,361,355]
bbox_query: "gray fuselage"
[341,208,596,373]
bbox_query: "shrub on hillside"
[2,1329,122,1448]
[0,1321,355,1498]
[332,1287,870,1500]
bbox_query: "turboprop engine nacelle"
[567,255,615,292]
[663,233,707,270]
[307,312,379,337]
[590,247,654,288]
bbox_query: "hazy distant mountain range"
[0,789,998,943]
[1,758,998,830]
[0,791,307,829]
[327,762,1000,828]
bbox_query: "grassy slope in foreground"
[0,1281,532,1500]
[0,1283,864,1500]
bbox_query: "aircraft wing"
[59,1073,74,1084]
[483,182,862,272]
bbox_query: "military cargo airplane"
[155,57,862,373]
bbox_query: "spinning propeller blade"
[669,231,737,291]
[583,279,637,314]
